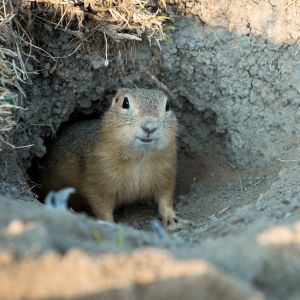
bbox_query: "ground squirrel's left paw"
[167,217,191,231]
[161,209,177,227]
[161,210,189,231]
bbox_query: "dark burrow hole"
[27,100,111,197]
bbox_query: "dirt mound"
[0,248,260,300]
[1,164,300,299]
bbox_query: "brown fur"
[39,88,178,226]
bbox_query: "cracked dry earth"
[1,154,300,300]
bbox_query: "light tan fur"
[39,88,178,226]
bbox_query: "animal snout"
[141,121,158,135]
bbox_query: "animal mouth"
[137,137,154,143]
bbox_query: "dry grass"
[26,0,168,42]
[0,0,26,150]
[21,0,170,62]
[0,0,170,149]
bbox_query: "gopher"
[40,88,178,227]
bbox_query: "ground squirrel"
[39,88,178,227]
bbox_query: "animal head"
[104,88,177,153]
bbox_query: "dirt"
[0,248,260,300]
[1,0,300,299]
[1,156,300,299]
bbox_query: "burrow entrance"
[25,86,244,231]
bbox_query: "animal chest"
[117,158,159,201]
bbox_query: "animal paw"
[167,217,191,231]
[161,210,189,231]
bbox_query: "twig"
[146,71,177,100]
[0,136,34,149]
[103,32,109,67]
[218,205,231,215]
[225,161,243,193]
[278,158,300,162]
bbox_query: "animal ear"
[112,88,129,106]
[112,95,119,105]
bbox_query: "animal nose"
[142,121,157,135]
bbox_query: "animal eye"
[165,101,170,112]
[122,97,130,109]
